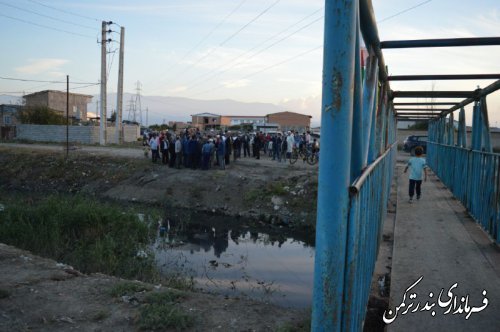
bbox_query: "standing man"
[254,132,261,160]
[175,135,182,169]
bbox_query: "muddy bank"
[0,243,310,332]
[0,146,318,230]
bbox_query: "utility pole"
[115,26,125,144]
[66,75,69,158]
[99,21,107,146]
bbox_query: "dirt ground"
[0,143,318,228]
[0,143,317,331]
[0,243,309,332]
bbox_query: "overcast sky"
[0,0,499,126]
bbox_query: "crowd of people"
[143,127,319,170]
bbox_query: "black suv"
[403,135,427,155]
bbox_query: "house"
[168,121,190,131]
[220,115,266,128]
[191,113,221,130]
[0,104,22,139]
[266,111,312,133]
[23,90,93,121]
[0,104,21,126]
[190,110,314,133]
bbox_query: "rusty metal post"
[458,107,467,148]
[312,0,357,330]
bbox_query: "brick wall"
[16,124,139,144]
[266,112,311,133]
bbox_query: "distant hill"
[89,93,287,126]
[0,95,22,105]
[2,93,295,126]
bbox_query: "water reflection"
[154,221,315,308]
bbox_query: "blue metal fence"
[312,0,397,330]
[428,115,500,244]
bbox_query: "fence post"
[458,107,467,148]
[472,101,482,150]
[312,0,357,330]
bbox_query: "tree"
[18,106,66,125]
[109,111,116,123]
[408,121,429,130]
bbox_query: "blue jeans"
[409,179,422,198]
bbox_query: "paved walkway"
[388,155,500,331]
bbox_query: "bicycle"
[290,145,315,165]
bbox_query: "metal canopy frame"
[313,1,500,330]
[376,33,500,121]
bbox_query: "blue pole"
[458,107,467,148]
[362,53,379,166]
[312,0,357,330]
[351,16,363,182]
[448,113,454,146]
[480,97,492,152]
[472,101,481,150]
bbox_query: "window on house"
[204,118,209,124]
[4,116,11,125]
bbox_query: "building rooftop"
[23,90,93,98]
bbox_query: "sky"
[0,0,499,127]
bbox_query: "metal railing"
[312,0,397,330]
[427,141,500,243]
[343,142,397,330]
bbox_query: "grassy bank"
[0,194,159,281]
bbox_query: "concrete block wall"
[105,126,140,144]
[16,124,139,144]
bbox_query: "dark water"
[153,215,315,308]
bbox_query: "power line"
[145,0,249,94]
[68,83,101,90]
[185,13,323,91]
[185,0,437,97]
[0,1,97,31]
[26,0,101,22]
[218,0,281,47]
[0,13,95,39]
[188,45,322,98]
[0,76,98,84]
[181,0,247,60]
[378,0,433,23]
[167,0,282,84]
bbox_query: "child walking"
[404,146,427,203]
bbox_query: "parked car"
[403,135,427,155]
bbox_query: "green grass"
[138,291,194,330]
[91,309,110,321]
[243,189,261,203]
[266,181,288,196]
[144,290,185,304]
[0,194,158,282]
[109,281,153,297]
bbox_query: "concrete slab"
[388,154,500,332]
